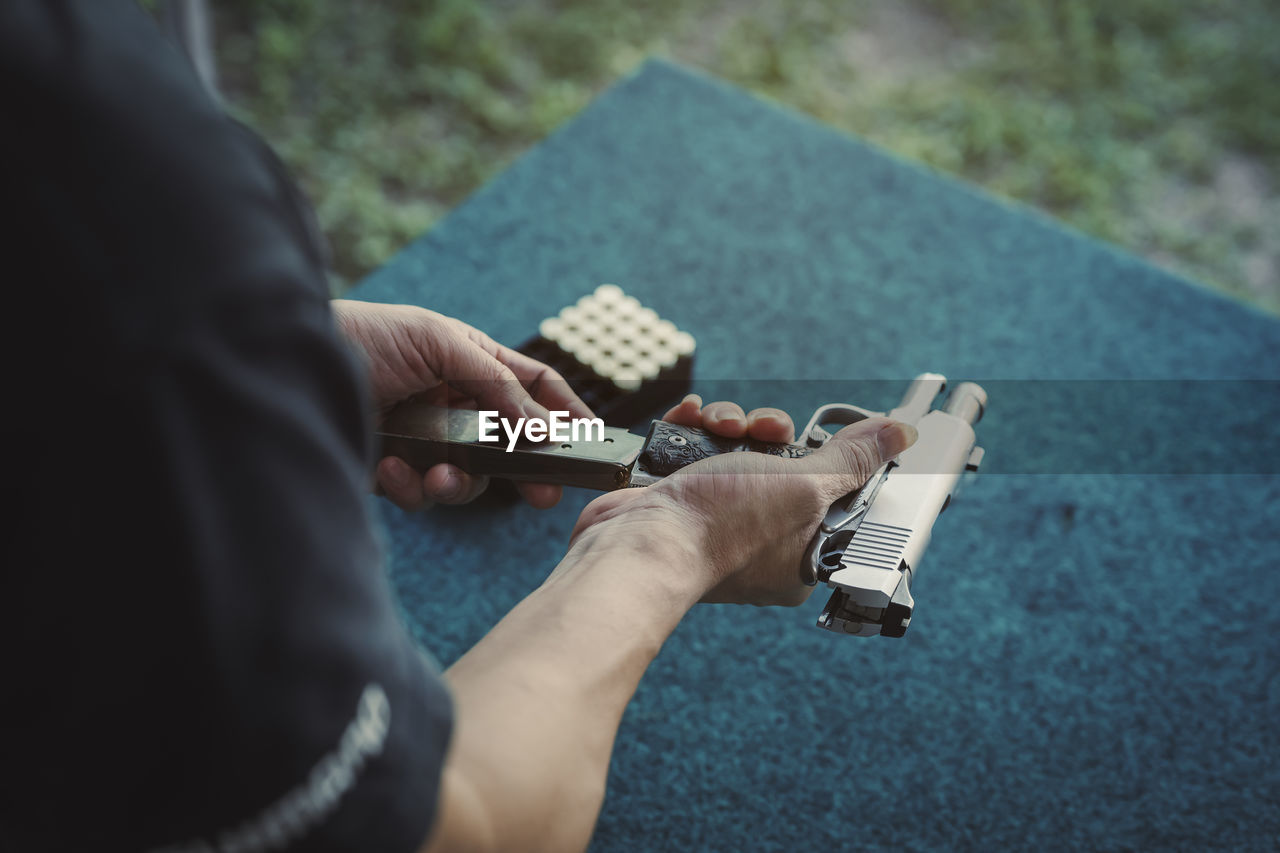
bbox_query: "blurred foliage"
[210,0,1279,312]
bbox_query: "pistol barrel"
[942,382,987,426]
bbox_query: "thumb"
[801,417,919,503]
[441,339,549,424]
[568,488,650,548]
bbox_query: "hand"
[568,395,918,606]
[333,299,593,510]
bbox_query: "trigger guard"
[801,532,826,586]
[798,404,887,584]
[800,403,882,446]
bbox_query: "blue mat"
[349,61,1280,851]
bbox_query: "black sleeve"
[0,3,452,851]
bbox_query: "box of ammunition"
[517,284,696,426]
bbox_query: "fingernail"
[435,471,463,501]
[681,393,703,408]
[707,405,743,426]
[385,460,411,488]
[877,422,918,458]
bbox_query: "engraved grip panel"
[639,421,812,477]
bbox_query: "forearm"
[423,525,704,853]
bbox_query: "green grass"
[210,0,1280,313]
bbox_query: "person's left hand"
[333,299,593,510]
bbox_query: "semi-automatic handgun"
[377,374,986,638]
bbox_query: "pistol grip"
[638,421,812,477]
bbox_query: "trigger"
[804,425,832,448]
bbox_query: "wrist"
[552,501,710,627]
[330,299,377,368]
[330,298,359,336]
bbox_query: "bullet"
[539,317,565,341]
[672,331,696,357]
[594,283,624,303]
[613,370,642,392]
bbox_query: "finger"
[494,345,596,421]
[377,456,432,511]
[744,407,795,443]
[516,481,563,509]
[441,339,552,426]
[661,393,704,426]
[422,464,490,506]
[801,417,919,503]
[568,489,649,548]
[700,401,748,438]
[460,324,594,421]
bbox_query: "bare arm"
[420,405,917,853]
[425,521,700,853]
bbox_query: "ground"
[203,0,1279,314]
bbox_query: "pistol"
[377,373,986,638]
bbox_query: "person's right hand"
[428,399,918,853]
[568,397,918,607]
